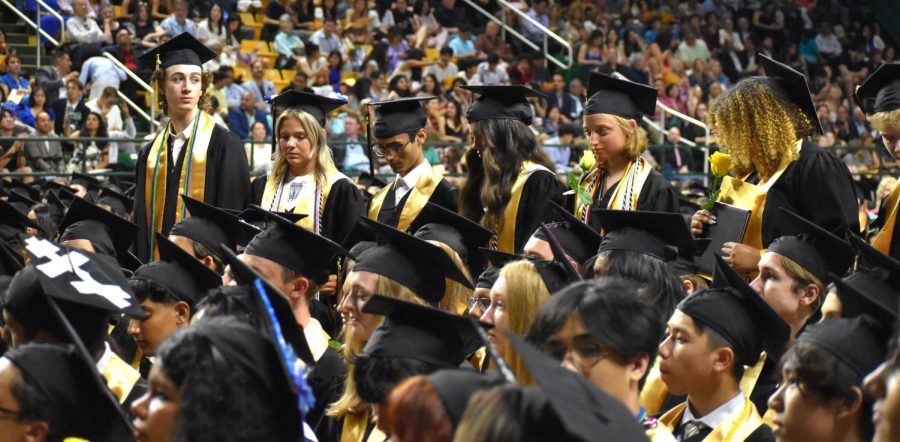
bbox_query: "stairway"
[1,14,47,72]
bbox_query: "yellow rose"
[579,149,596,170]
[709,152,732,177]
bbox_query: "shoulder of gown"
[322,177,366,243]
[513,169,565,252]
[637,170,681,213]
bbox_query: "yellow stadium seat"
[265,69,282,82]
[424,47,438,61]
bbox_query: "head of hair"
[776,253,825,308]
[692,316,745,380]
[29,204,58,240]
[100,87,118,99]
[151,69,214,116]
[440,47,454,57]
[496,260,551,384]
[7,357,56,426]
[352,353,442,404]
[425,240,473,314]
[129,277,180,305]
[454,386,556,442]
[193,285,259,327]
[867,108,900,133]
[83,111,108,137]
[65,77,84,91]
[524,281,586,357]
[28,86,47,108]
[51,50,68,65]
[604,250,685,326]
[422,73,442,96]
[271,108,337,186]
[380,375,453,442]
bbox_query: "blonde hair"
[868,108,900,134]
[877,176,898,208]
[495,260,551,385]
[427,240,474,315]
[592,114,649,165]
[327,273,426,419]
[777,253,825,308]
[271,109,337,185]
[151,68,214,116]
[708,80,811,179]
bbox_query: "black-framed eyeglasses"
[372,139,411,157]
[568,334,613,371]
[466,296,491,312]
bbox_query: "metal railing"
[460,0,572,70]
[102,52,157,126]
[116,89,160,129]
[35,0,65,68]
[0,0,61,48]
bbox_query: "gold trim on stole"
[340,409,387,442]
[366,165,442,232]
[100,352,141,404]
[873,184,900,255]
[659,396,766,442]
[575,158,654,219]
[497,162,552,253]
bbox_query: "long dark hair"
[29,203,58,240]
[28,86,48,110]
[388,74,412,97]
[422,73,442,97]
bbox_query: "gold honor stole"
[575,158,653,222]
[340,409,387,442]
[143,111,214,260]
[100,352,141,404]
[496,162,553,253]
[873,184,900,255]
[261,167,350,232]
[640,353,768,416]
[659,396,765,442]
[367,165,442,232]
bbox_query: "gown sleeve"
[514,170,566,253]
[132,141,152,261]
[321,178,366,243]
[205,127,251,211]
[250,175,267,206]
[636,170,681,213]
[430,178,460,213]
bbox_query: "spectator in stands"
[521,0,549,46]
[149,0,174,21]
[507,56,533,86]
[208,71,229,118]
[283,71,314,94]
[99,5,122,46]
[457,58,480,86]
[18,87,55,129]
[105,29,147,101]
[224,15,244,51]
[229,92,269,139]
[577,30,605,72]
[335,114,368,173]
[25,111,65,173]
[385,27,409,73]
[387,74,412,98]
[67,0,104,45]
[290,0,316,33]
[241,59,277,112]
[815,21,842,63]
[447,25,476,59]
[86,87,123,133]
[439,99,467,143]
[676,31,711,64]
[129,2,164,46]
[0,29,8,57]
[35,51,75,104]
[217,66,244,111]
[424,47,458,85]
[542,122,576,173]
[0,109,31,179]
[160,0,198,38]
[244,121,272,175]
[433,0,466,32]
[475,53,510,86]
[849,107,874,141]
[541,106,562,137]
[546,73,577,124]
[79,48,127,101]
[262,0,292,41]
[838,45,871,99]
[0,53,31,96]
[475,21,512,62]
[51,78,89,138]
[344,0,380,44]
[295,43,327,84]
[65,111,109,171]
[381,0,414,36]
[416,73,441,98]
[325,50,345,86]
[413,0,441,49]
[309,19,344,57]
[275,14,305,69]
[198,3,227,46]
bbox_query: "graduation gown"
[134,116,250,261]
[871,184,900,260]
[659,396,774,442]
[367,164,458,232]
[503,165,566,253]
[577,164,680,233]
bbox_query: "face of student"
[480,276,509,352]
[164,65,203,116]
[879,123,900,160]
[337,270,381,345]
[277,116,316,175]
[866,357,900,442]
[132,363,180,442]
[556,315,636,406]
[657,310,717,395]
[377,130,422,175]
[128,300,188,356]
[583,113,629,165]
[749,252,810,336]
[768,366,850,442]
[0,358,48,442]
[523,236,553,261]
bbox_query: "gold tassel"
[153,53,161,113]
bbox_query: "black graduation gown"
[374,178,458,228]
[308,347,346,440]
[133,125,250,261]
[758,141,859,246]
[585,169,681,233]
[511,170,567,253]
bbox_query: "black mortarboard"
[475,266,500,289]
[410,202,494,275]
[238,205,307,231]
[352,218,473,304]
[670,238,711,276]
[40,179,76,194]
[218,246,316,365]
[58,196,138,261]
[0,238,23,276]
[243,210,353,285]
[0,200,41,247]
[796,316,888,378]
[767,208,854,285]
[6,179,42,202]
[849,232,900,275]
[533,201,602,265]
[507,333,649,442]
[594,209,695,261]
[758,53,823,135]
[681,254,790,365]
[131,233,221,305]
[532,257,576,294]
[833,235,900,328]
[356,172,387,191]
[97,187,133,217]
[6,190,38,215]
[428,369,505,426]
[360,295,485,366]
[370,96,436,138]
[170,195,259,256]
[855,63,900,115]
[585,72,658,119]
[69,172,104,191]
[462,85,544,125]
[6,343,134,441]
[479,247,526,268]
[138,32,216,69]
[269,90,347,127]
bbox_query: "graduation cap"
[5,179,42,202]
[855,63,900,115]
[6,190,39,215]
[479,247,526,268]
[0,199,42,244]
[58,196,138,262]
[594,209,696,261]
[352,218,473,304]
[428,369,505,426]
[40,179,76,195]
[461,85,544,125]
[669,238,712,276]
[409,202,494,276]
[532,253,577,294]
[243,209,353,285]
[833,235,900,328]
[682,254,791,366]
[585,72,658,120]
[5,343,135,441]
[269,90,347,127]
[795,316,889,378]
[238,205,307,232]
[356,172,387,191]
[69,172,104,192]
[0,238,23,276]
[97,186,133,217]
[131,233,221,306]
[848,232,900,275]
[360,295,486,367]
[370,96,436,138]
[138,32,216,70]
[758,53,823,135]
[170,195,260,257]
[533,201,602,265]
[506,333,649,442]
[475,266,501,289]
[218,245,316,365]
[767,208,854,285]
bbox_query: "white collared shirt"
[679,390,744,436]
[96,341,114,373]
[394,160,430,206]
[169,115,197,162]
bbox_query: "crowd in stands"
[0,0,897,193]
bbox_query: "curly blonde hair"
[151,68,214,115]
[708,79,813,179]
[868,108,900,134]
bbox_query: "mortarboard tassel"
[153,53,161,113]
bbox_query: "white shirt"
[86,99,123,132]
[169,115,197,164]
[678,390,745,437]
[393,159,430,206]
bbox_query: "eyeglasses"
[466,296,491,313]
[371,139,411,157]
[568,335,613,371]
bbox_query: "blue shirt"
[342,137,369,173]
[448,36,475,58]
[0,74,29,91]
[160,16,198,38]
[80,57,127,87]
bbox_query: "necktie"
[394,179,408,206]
[681,420,710,441]
[674,147,683,168]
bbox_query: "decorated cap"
[585,72,658,119]
[131,233,221,306]
[370,96,436,138]
[461,85,544,124]
[758,53,823,135]
[270,90,347,127]
[855,63,900,115]
[767,208,854,285]
[138,32,216,69]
